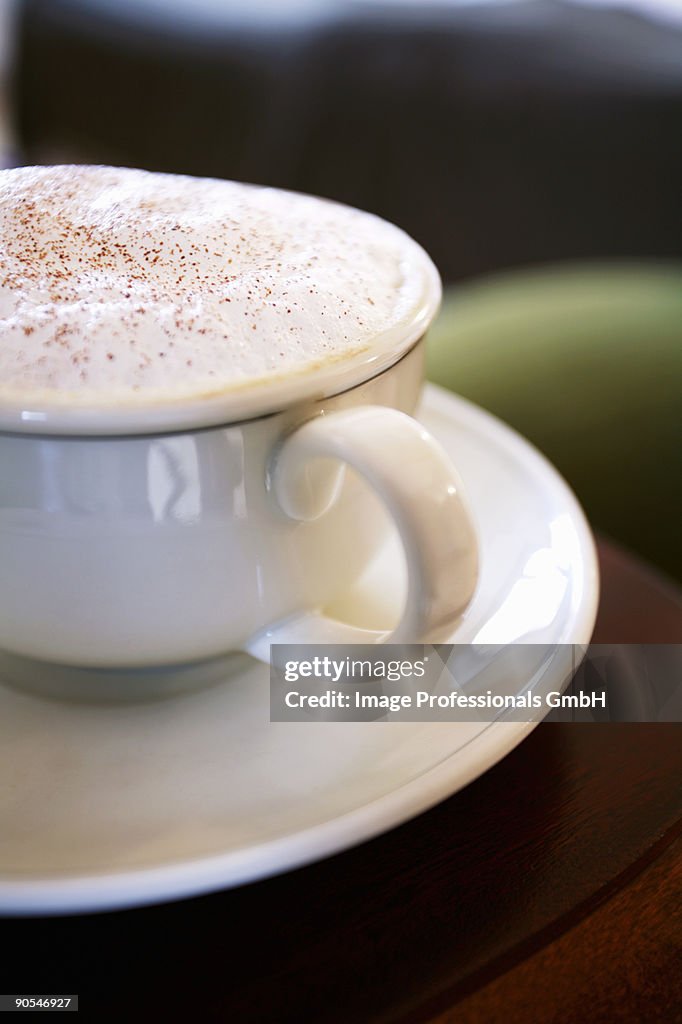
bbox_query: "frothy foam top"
[0,166,433,409]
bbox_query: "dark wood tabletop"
[2,537,681,1023]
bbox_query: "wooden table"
[2,539,681,1022]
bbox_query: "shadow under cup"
[0,343,426,702]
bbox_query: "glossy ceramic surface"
[0,343,478,674]
[0,385,599,914]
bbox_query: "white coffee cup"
[0,193,478,696]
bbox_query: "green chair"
[426,264,682,582]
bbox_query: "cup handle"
[245,405,478,662]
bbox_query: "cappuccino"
[0,166,433,407]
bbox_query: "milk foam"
[0,166,430,405]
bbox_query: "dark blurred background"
[10,0,682,279]
[1,0,681,579]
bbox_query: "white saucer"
[0,385,598,915]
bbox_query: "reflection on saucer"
[0,648,250,704]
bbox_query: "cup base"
[0,648,251,703]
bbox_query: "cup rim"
[0,243,441,437]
